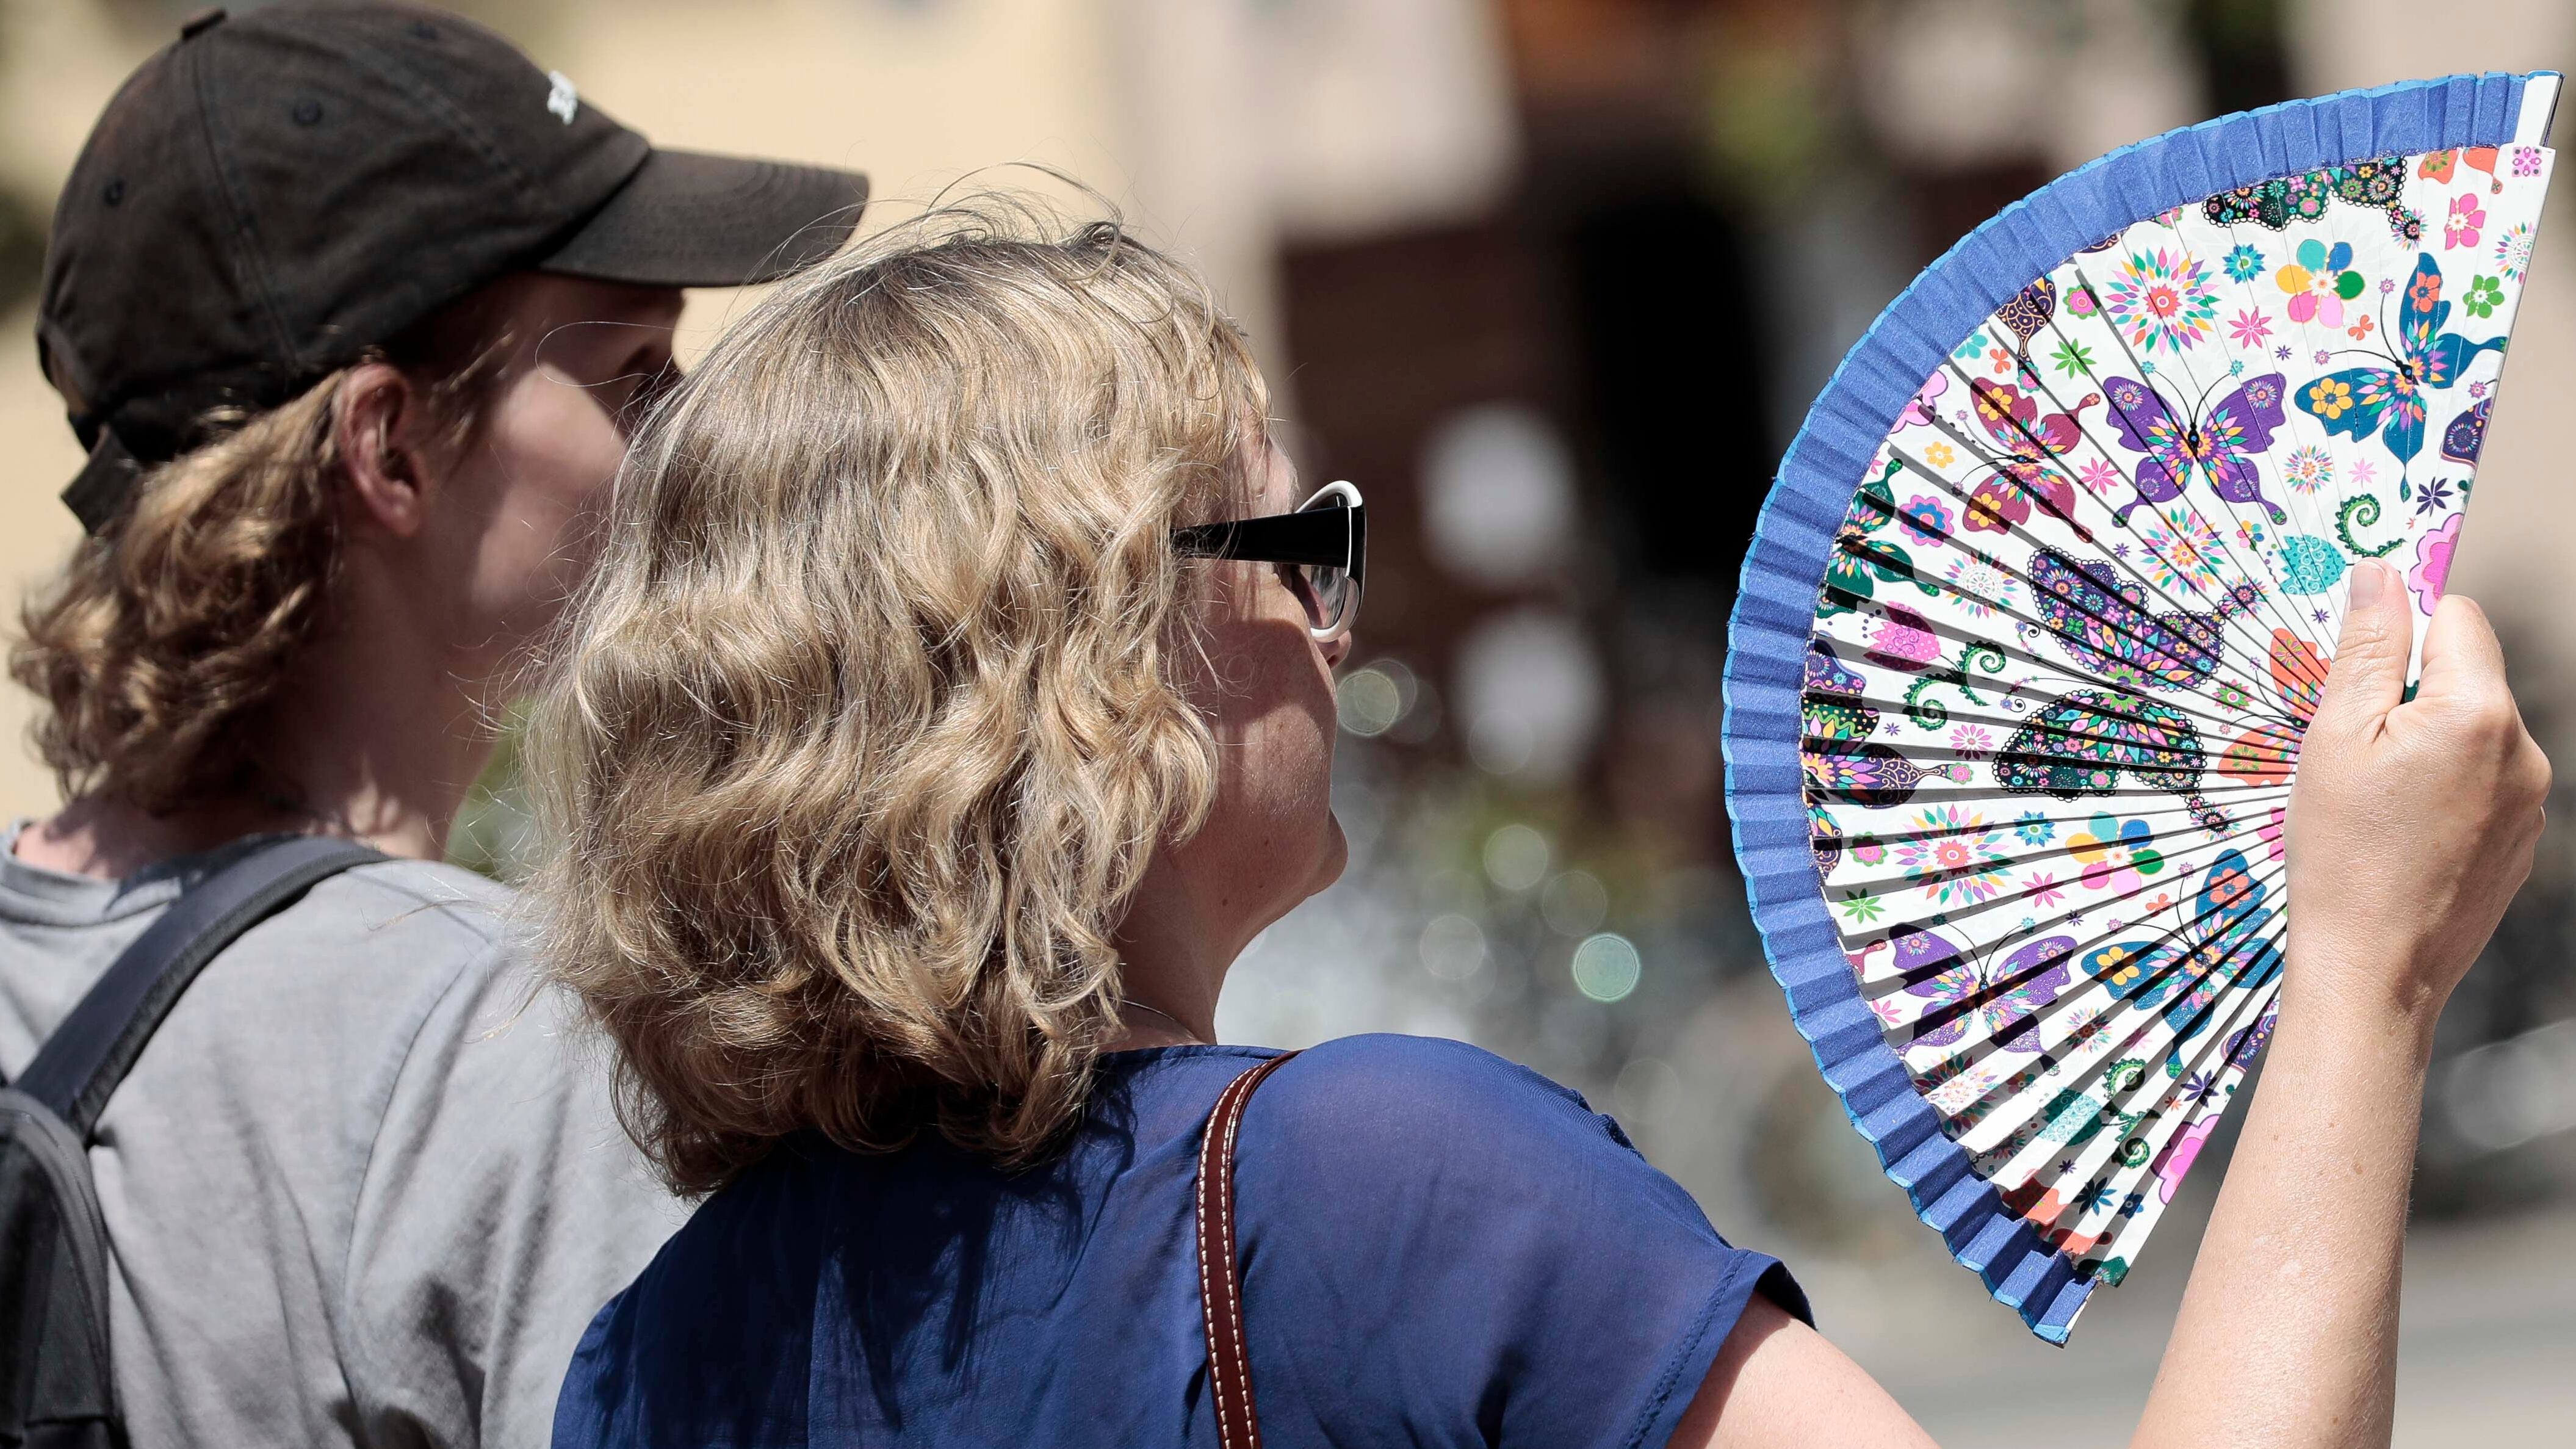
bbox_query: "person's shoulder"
[330,862,607,1084]
[248,856,569,1082]
[1263,1032,1591,1105]
[320,855,514,949]
[252,854,522,997]
[155,853,515,1028]
[1247,1033,1637,1172]
[579,1140,832,1354]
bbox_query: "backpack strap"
[14,835,385,1137]
[1196,1049,1298,1449]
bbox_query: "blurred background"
[0,0,2567,1441]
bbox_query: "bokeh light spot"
[1418,913,1487,981]
[1482,823,1551,891]
[1540,869,1609,936]
[1337,663,1405,736]
[1571,932,1641,1002]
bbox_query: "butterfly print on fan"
[2073,848,2282,1071]
[1886,926,2078,1053]
[2101,371,2293,524]
[1964,380,2100,536]
[1896,370,1949,430]
[2026,549,2265,692]
[2442,395,2492,463]
[1994,688,2226,834]
[1822,461,1939,617]
[2293,253,2504,471]
[2218,629,2324,786]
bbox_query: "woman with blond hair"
[537,201,2549,1448]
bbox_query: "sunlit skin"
[18,275,686,879]
[1108,436,1350,1050]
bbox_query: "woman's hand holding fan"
[2136,559,2546,1448]
[2285,563,2550,1038]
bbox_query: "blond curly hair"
[12,296,511,812]
[522,200,1268,1192]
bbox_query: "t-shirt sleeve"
[1231,1035,1807,1449]
[341,944,687,1449]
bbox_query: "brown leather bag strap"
[1196,1050,1299,1449]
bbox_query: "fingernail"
[2350,559,2386,608]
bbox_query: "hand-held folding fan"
[1722,73,2560,1342]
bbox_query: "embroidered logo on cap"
[546,70,579,125]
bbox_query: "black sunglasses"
[1171,480,1365,641]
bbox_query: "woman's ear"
[333,361,430,538]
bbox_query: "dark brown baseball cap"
[40,2,869,532]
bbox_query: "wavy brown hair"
[522,200,1266,1192]
[12,294,513,813]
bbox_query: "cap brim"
[539,148,867,288]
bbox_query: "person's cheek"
[524,366,630,510]
[475,370,626,634]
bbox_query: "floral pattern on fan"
[1798,139,2551,1296]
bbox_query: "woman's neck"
[1105,996,1205,1051]
[1106,848,1261,1049]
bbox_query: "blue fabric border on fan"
[1720,71,2542,1343]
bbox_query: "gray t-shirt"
[0,828,684,1448]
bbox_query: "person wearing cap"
[0,5,862,1446]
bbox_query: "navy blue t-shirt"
[552,1035,1808,1447]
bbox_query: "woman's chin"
[1310,812,1351,895]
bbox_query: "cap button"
[179,8,227,40]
